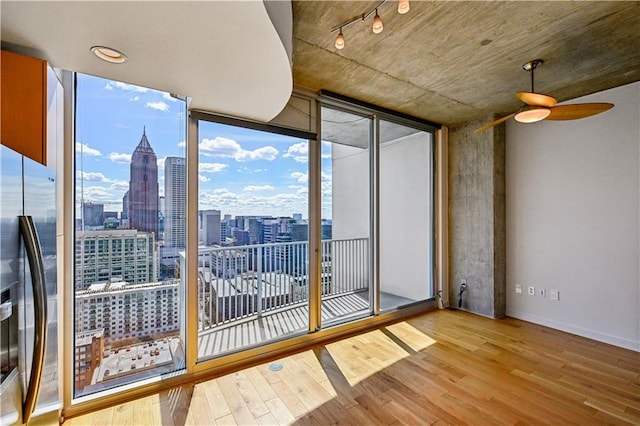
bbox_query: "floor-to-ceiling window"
[320,106,373,326]
[70,81,437,404]
[379,119,434,309]
[194,118,311,361]
[73,73,187,397]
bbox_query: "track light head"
[398,0,410,14]
[335,29,345,49]
[372,9,384,33]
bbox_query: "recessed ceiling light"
[90,46,128,64]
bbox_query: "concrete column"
[448,118,505,318]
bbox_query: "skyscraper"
[128,127,159,238]
[200,209,221,245]
[164,157,186,247]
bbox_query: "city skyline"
[75,73,333,220]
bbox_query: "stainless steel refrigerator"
[0,145,60,424]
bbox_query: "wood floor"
[65,309,640,425]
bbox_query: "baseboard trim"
[506,309,639,352]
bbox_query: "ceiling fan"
[475,59,614,133]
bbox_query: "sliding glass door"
[195,119,311,361]
[379,119,434,310]
[320,106,373,326]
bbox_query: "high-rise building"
[128,127,159,238]
[164,157,186,247]
[200,209,221,245]
[220,222,228,243]
[82,202,104,229]
[122,190,129,220]
[74,280,179,342]
[74,330,104,391]
[75,229,157,290]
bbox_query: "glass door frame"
[187,110,318,373]
[318,92,440,319]
[316,102,377,328]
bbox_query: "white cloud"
[322,141,332,159]
[236,146,278,162]
[288,185,308,195]
[200,162,229,173]
[177,141,186,148]
[199,137,279,162]
[243,185,274,192]
[198,186,308,217]
[108,81,149,93]
[163,92,178,102]
[76,142,101,157]
[199,174,210,182]
[77,171,110,182]
[290,172,308,184]
[80,186,115,201]
[129,96,139,102]
[109,180,130,192]
[283,142,309,163]
[108,152,131,164]
[156,156,167,169]
[145,101,169,112]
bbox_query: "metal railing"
[195,238,368,330]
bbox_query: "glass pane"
[379,120,433,309]
[74,74,186,397]
[196,121,309,361]
[320,106,372,326]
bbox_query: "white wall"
[332,143,370,239]
[380,133,432,301]
[506,82,639,351]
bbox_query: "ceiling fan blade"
[516,92,557,107]
[545,103,614,120]
[475,113,516,133]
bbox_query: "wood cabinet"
[1,50,48,165]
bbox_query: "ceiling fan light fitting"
[514,106,550,123]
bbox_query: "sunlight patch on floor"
[386,321,437,351]
[326,329,410,386]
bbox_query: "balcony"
[190,238,374,359]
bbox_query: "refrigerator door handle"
[18,215,48,424]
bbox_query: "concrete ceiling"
[292,1,640,127]
[1,1,293,122]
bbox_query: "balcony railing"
[194,238,368,330]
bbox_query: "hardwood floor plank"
[264,397,296,425]
[65,310,640,426]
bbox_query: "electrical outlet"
[549,289,559,301]
[539,288,546,297]
[515,285,522,294]
[528,286,535,296]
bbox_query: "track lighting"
[330,0,410,49]
[398,0,410,14]
[335,28,345,50]
[372,10,383,34]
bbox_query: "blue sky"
[75,73,332,220]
